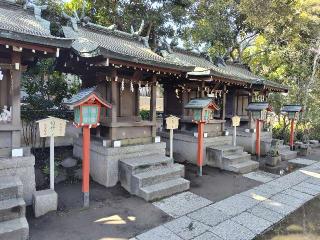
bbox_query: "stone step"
[225,160,259,174]
[222,152,251,165]
[209,145,244,155]
[133,164,184,188]
[139,178,190,202]
[120,154,173,175]
[0,176,23,201]
[0,198,25,222]
[280,150,298,161]
[279,145,290,151]
[0,217,28,240]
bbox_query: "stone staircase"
[119,154,190,202]
[207,145,259,174]
[279,144,298,161]
[0,176,28,240]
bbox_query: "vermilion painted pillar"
[290,119,295,150]
[82,127,91,207]
[197,121,205,176]
[256,120,261,160]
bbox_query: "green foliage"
[140,110,150,121]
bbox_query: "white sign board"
[166,115,180,130]
[37,117,67,138]
[232,115,241,127]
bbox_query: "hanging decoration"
[138,81,142,94]
[130,80,134,92]
[121,78,125,92]
[0,68,3,81]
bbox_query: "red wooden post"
[82,126,91,207]
[256,120,261,160]
[290,119,295,150]
[197,121,205,176]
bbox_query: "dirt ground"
[28,164,259,240]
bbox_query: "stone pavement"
[242,171,279,183]
[131,161,320,240]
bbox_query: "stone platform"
[0,155,35,205]
[159,132,232,165]
[74,138,190,201]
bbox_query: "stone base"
[33,189,57,218]
[159,131,232,165]
[73,137,167,188]
[265,156,281,167]
[0,155,35,205]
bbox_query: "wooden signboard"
[232,115,241,127]
[37,117,68,190]
[166,115,180,130]
[38,116,67,138]
[165,115,180,159]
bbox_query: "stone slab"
[163,216,211,240]
[153,192,212,218]
[247,205,284,223]
[243,171,279,183]
[282,189,314,201]
[305,178,320,186]
[289,158,317,166]
[192,232,223,240]
[187,205,231,227]
[292,182,320,195]
[259,199,296,216]
[0,217,29,240]
[230,212,273,234]
[270,193,306,208]
[32,189,57,218]
[135,226,182,240]
[253,183,284,196]
[211,194,259,217]
[213,219,255,240]
[240,188,273,200]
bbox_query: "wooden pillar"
[201,81,205,98]
[110,70,119,140]
[249,89,255,129]
[11,51,21,148]
[134,84,140,117]
[150,76,157,137]
[221,85,227,131]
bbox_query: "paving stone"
[163,216,211,240]
[135,226,182,240]
[293,182,320,194]
[240,188,273,200]
[213,219,256,240]
[187,205,231,227]
[247,205,284,223]
[265,181,291,191]
[211,194,259,217]
[292,184,320,196]
[243,171,279,183]
[259,199,297,215]
[270,193,306,208]
[289,158,317,166]
[305,177,320,186]
[230,212,273,234]
[192,231,223,240]
[282,189,314,201]
[253,184,283,196]
[153,192,212,218]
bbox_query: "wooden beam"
[0,39,56,54]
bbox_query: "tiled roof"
[167,48,288,91]
[64,23,194,71]
[0,1,72,48]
